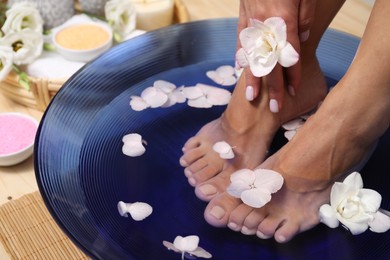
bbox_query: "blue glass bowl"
[35,18,390,259]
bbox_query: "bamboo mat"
[0,191,89,260]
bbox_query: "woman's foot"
[203,82,390,242]
[180,54,327,201]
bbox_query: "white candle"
[131,0,174,31]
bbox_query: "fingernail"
[269,99,279,113]
[188,177,196,186]
[241,226,256,235]
[257,230,272,239]
[210,206,225,220]
[246,86,254,101]
[198,184,217,196]
[288,85,295,96]
[300,30,310,42]
[228,222,240,231]
[179,158,188,167]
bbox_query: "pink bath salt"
[0,114,38,155]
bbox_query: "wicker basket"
[0,0,189,111]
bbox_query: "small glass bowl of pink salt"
[0,113,39,166]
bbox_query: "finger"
[265,65,285,113]
[298,0,317,42]
[237,0,249,50]
[244,68,262,101]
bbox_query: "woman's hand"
[237,0,317,112]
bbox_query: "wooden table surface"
[0,0,373,258]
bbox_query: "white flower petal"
[173,235,199,252]
[206,71,224,85]
[253,169,284,193]
[189,247,213,258]
[339,218,369,235]
[239,27,261,51]
[162,241,181,253]
[122,133,146,157]
[281,118,305,131]
[264,17,287,43]
[236,48,249,68]
[227,169,255,198]
[368,210,390,233]
[141,87,168,108]
[129,96,150,111]
[284,130,296,141]
[117,201,129,217]
[128,202,153,221]
[171,86,187,103]
[343,172,364,190]
[249,56,277,77]
[241,189,271,208]
[216,65,235,77]
[212,141,232,154]
[319,204,340,228]
[358,189,382,213]
[153,80,176,94]
[198,84,231,106]
[187,96,212,108]
[182,86,204,99]
[278,42,299,67]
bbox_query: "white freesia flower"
[236,17,299,77]
[206,65,237,86]
[227,168,284,208]
[319,172,390,235]
[122,133,146,157]
[117,201,153,221]
[0,46,14,81]
[163,235,212,259]
[105,0,136,41]
[0,29,43,65]
[183,83,231,108]
[2,2,43,34]
[212,141,235,159]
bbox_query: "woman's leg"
[204,0,390,243]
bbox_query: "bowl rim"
[0,112,39,158]
[52,21,113,54]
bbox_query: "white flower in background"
[1,2,43,34]
[0,29,43,65]
[212,141,235,159]
[227,168,284,208]
[122,133,146,157]
[117,201,153,221]
[183,83,231,108]
[163,235,212,259]
[105,0,136,41]
[236,17,299,77]
[206,65,237,86]
[0,46,14,81]
[319,172,390,235]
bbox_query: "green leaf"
[18,72,30,91]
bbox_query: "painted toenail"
[288,85,296,96]
[276,235,286,243]
[179,158,188,167]
[256,230,272,239]
[210,206,226,220]
[188,178,196,186]
[228,222,240,231]
[241,226,256,235]
[198,184,217,196]
[184,168,192,178]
